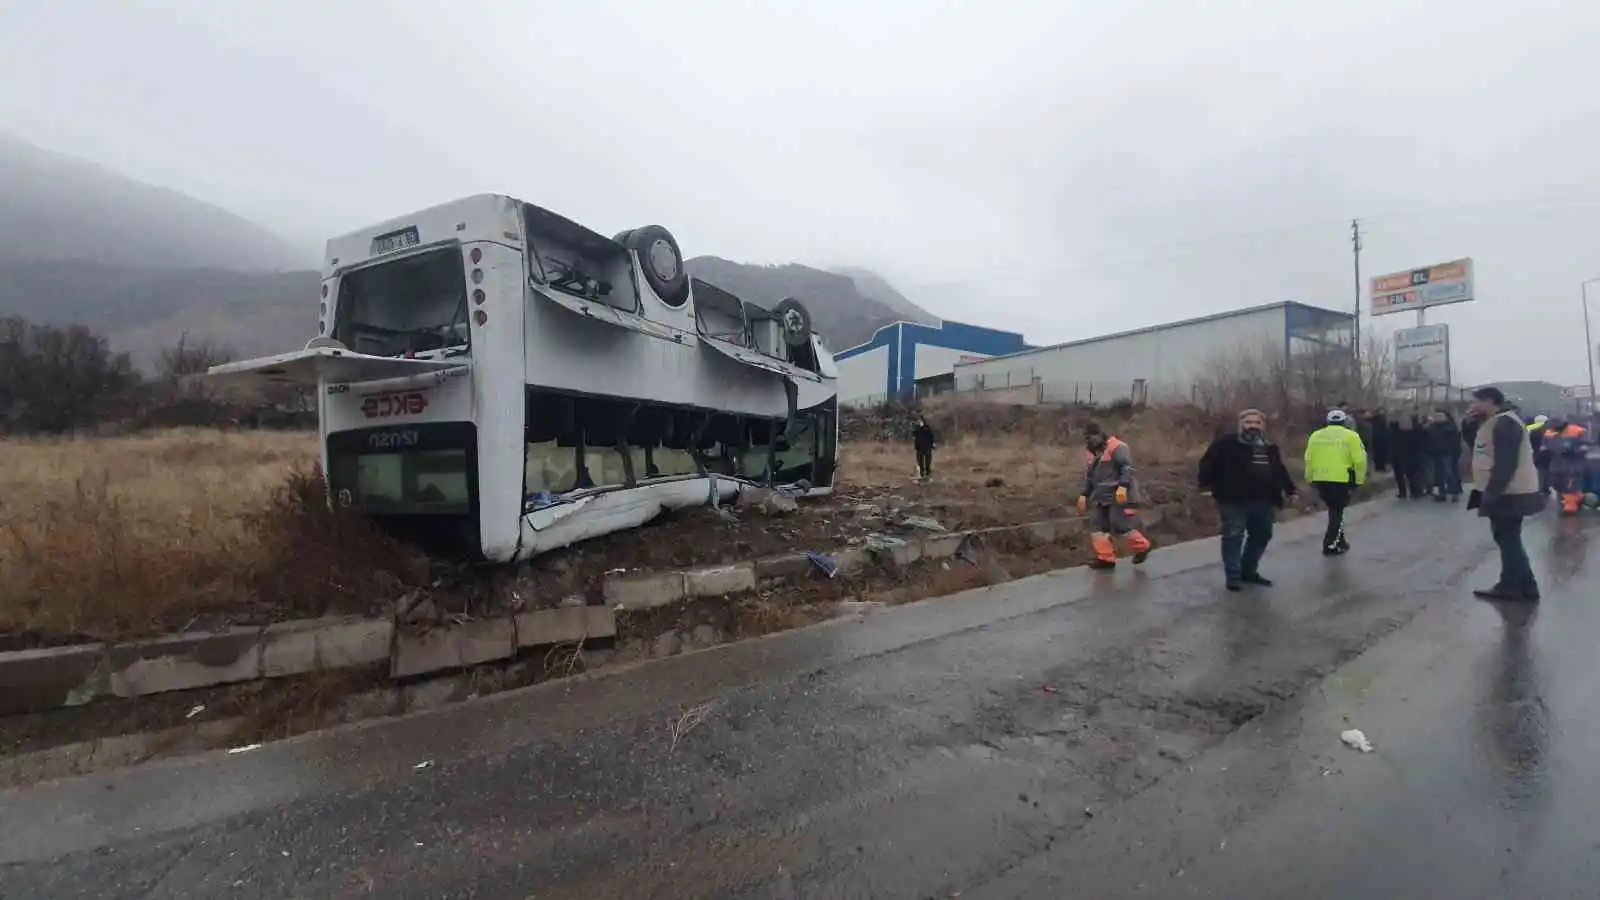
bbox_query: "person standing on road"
[912,415,936,480]
[1465,386,1546,602]
[1367,407,1391,473]
[1076,423,1154,570]
[1542,417,1591,515]
[1305,409,1367,556]
[1198,408,1298,591]
[1526,414,1550,494]
[1426,409,1463,502]
[1390,410,1425,499]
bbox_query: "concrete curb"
[601,509,1152,609]
[0,605,619,715]
[0,477,1396,716]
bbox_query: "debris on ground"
[863,534,908,553]
[806,551,839,579]
[1340,728,1374,753]
[227,743,262,755]
[412,760,434,771]
[895,515,947,533]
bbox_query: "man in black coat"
[912,415,936,480]
[1367,407,1390,472]
[1389,410,1426,499]
[1198,408,1298,592]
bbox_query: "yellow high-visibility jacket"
[1305,424,1368,486]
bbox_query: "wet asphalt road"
[1,498,1596,899]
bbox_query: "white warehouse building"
[953,301,1355,406]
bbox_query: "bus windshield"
[334,248,469,357]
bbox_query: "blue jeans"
[1433,452,1462,496]
[1219,501,1276,582]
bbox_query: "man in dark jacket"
[1425,409,1463,502]
[1198,408,1298,592]
[1367,408,1391,472]
[1464,386,1547,601]
[912,415,936,480]
[1389,410,1425,499]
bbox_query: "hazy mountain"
[0,133,304,271]
[0,136,933,363]
[687,257,935,349]
[832,266,940,326]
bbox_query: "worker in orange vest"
[1077,422,1154,569]
[1544,418,1592,514]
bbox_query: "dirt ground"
[1,407,1236,643]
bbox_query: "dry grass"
[0,406,1284,643]
[0,428,427,642]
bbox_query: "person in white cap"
[1304,408,1368,556]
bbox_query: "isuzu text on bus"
[211,194,839,562]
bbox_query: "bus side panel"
[468,241,527,562]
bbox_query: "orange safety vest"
[1545,424,1585,440]
[1085,435,1125,464]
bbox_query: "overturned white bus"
[210,194,838,563]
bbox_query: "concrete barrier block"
[602,571,686,610]
[887,541,923,567]
[0,643,107,714]
[685,563,756,597]
[515,605,617,648]
[108,629,262,699]
[920,533,968,560]
[391,617,515,679]
[754,552,810,581]
[260,616,393,678]
[832,548,869,573]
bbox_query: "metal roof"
[954,300,1354,368]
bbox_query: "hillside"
[0,135,935,361]
[0,133,303,272]
[687,257,938,349]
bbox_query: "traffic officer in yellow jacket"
[1305,409,1368,556]
[1076,422,1153,569]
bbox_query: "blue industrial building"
[835,320,1031,406]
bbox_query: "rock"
[652,631,683,658]
[689,624,721,648]
[559,594,587,608]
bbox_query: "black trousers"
[1316,483,1352,549]
[1393,455,1423,497]
[1489,515,1538,595]
[915,447,932,478]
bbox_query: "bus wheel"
[627,225,690,308]
[773,297,813,347]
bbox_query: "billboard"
[1394,324,1450,389]
[1370,258,1474,316]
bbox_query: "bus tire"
[627,225,690,308]
[773,297,813,347]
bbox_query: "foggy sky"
[3,0,1599,386]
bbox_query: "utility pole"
[1351,218,1363,385]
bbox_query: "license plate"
[371,227,421,255]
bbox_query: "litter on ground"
[1340,729,1374,753]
